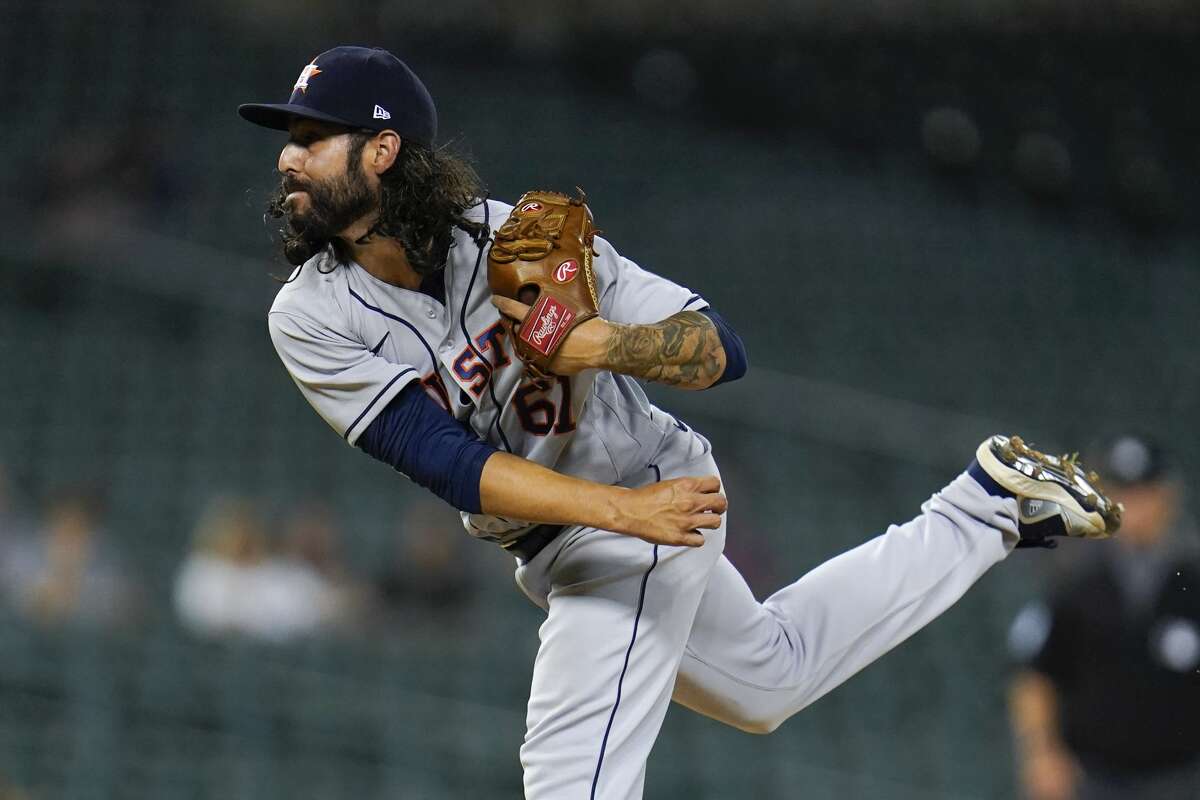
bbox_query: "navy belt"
[504,523,564,562]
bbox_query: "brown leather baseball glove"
[488,189,600,379]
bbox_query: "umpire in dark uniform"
[1006,434,1200,800]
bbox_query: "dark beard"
[262,135,487,275]
[265,155,377,267]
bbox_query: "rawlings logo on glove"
[554,260,579,284]
[488,189,599,378]
[524,296,576,355]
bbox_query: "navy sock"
[968,458,1062,548]
[967,459,1016,499]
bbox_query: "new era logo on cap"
[373,105,391,120]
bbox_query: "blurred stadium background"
[1,1,1198,798]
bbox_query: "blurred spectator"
[0,486,140,629]
[32,120,177,248]
[0,773,30,800]
[373,498,476,631]
[1007,435,1200,800]
[175,495,346,642]
[281,501,372,633]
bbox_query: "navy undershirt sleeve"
[356,382,498,514]
[699,308,749,386]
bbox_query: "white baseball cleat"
[973,434,1122,548]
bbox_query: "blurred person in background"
[0,486,140,629]
[281,500,371,632]
[0,772,30,800]
[30,119,179,253]
[175,495,345,642]
[1007,435,1200,800]
[373,496,476,632]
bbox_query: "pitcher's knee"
[722,706,787,735]
[743,713,787,735]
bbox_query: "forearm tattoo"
[605,311,725,388]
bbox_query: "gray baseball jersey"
[267,198,707,544]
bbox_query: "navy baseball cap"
[238,46,437,148]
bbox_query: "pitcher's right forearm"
[479,452,720,547]
[479,452,631,532]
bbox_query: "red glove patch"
[521,295,576,357]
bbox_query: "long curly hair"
[267,132,488,274]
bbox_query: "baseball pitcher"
[239,46,1121,799]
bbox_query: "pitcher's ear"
[368,130,401,174]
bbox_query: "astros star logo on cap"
[293,60,321,93]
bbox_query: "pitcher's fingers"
[653,528,704,548]
[491,296,530,321]
[691,491,724,515]
[689,513,723,530]
[678,475,722,493]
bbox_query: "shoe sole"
[976,434,1122,538]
